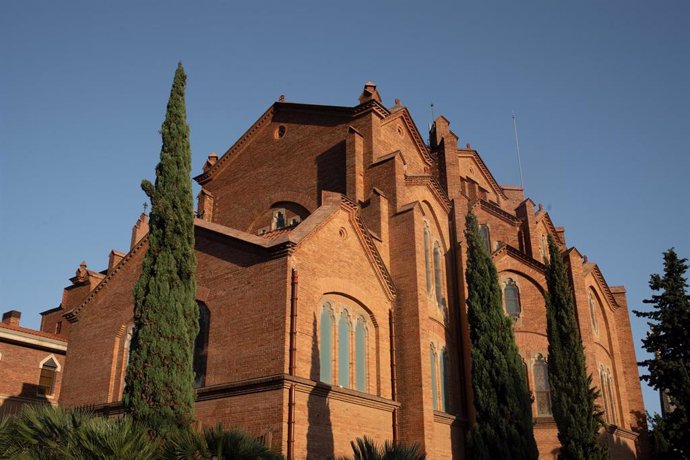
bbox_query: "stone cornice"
[0,327,67,352]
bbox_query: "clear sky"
[2,0,688,417]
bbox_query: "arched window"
[38,358,58,396]
[533,354,552,416]
[589,293,599,336]
[433,242,444,307]
[430,345,438,410]
[123,324,134,369]
[541,234,548,262]
[319,305,333,384]
[440,349,449,412]
[600,366,616,424]
[424,223,432,295]
[193,301,210,388]
[479,224,491,254]
[355,317,367,392]
[504,279,521,320]
[338,311,351,388]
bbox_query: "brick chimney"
[130,213,149,249]
[358,82,382,104]
[2,310,21,326]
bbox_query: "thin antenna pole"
[512,112,525,189]
[430,103,435,123]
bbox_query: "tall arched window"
[38,357,58,396]
[541,234,548,262]
[600,366,616,424]
[430,345,438,410]
[504,279,521,320]
[338,311,351,388]
[355,317,367,392]
[589,293,599,336]
[320,305,333,384]
[424,222,432,295]
[479,224,491,254]
[440,348,449,412]
[533,354,552,416]
[433,242,444,307]
[193,301,210,388]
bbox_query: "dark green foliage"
[335,436,425,460]
[0,405,159,460]
[544,235,606,460]
[464,211,538,460]
[124,63,198,438]
[634,248,690,459]
[164,423,283,460]
[647,412,671,460]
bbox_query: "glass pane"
[505,284,520,318]
[193,302,210,388]
[424,227,432,294]
[38,368,55,395]
[319,308,332,383]
[430,348,438,410]
[434,245,443,306]
[355,319,366,392]
[440,351,448,412]
[338,312,350,388]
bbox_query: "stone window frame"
[37,354,61,398]
[502,277,522,321]
[588,291,600,338]
[318,299,371,394]
[430,339,452,414]
[599,363,617,425]
[423,219,449,319]
[531,353,552,417]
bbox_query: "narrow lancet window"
[534,354,552,416]
[193,301,210,388]
[424,223,432,295]
[38,358,58,396]
[504,279,521,320]
[355,317,367,392]
[338,311,351,388]
[479,224,491,254]
[430,345,438,410]
[319,305,333,384]
[433,242,444,307]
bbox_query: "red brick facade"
[13,83,647,458]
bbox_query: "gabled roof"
[583,262,622,311]
[471,199,521,226]
[66,193,396,322]
[405,175,452,212]
[457,148,509,201]
[492,243,546,274]
[535,209,565,245]
[194,99,391,185]
[0,322,67,350]
[381,107,433,166]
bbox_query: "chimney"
[203,152,218,172]
[358,82,382,104]
[131,213,149,249]
[108,250,125,272]
[2,310,21,326]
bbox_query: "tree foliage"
[335,436,425,460]
[544,235,605,460]
[464,211,538,460]
[635,248,690,459]
[123,62,198,439]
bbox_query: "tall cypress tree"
[544,235,605,460]
[635,249,690,459]
[124,63,198,438]
[464,211,538,460]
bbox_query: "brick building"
[17,83,646,458]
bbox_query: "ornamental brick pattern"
[6,83,647,459]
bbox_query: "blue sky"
[2,1,688,416]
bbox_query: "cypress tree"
[635,248,690,459]
[464,211,538,460]
[544,235,605,460]
[123,63,198,438]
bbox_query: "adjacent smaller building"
[0,310,67,416]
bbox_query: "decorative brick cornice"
[405,175,452,212]
[339,195,397,301]
[584,263,621,311]
[64,235,149,323]
[382,108,433,165]
[458,149,508,200]
[471,199,521,226]
[492,243,546,274]
[194,106,275,185]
